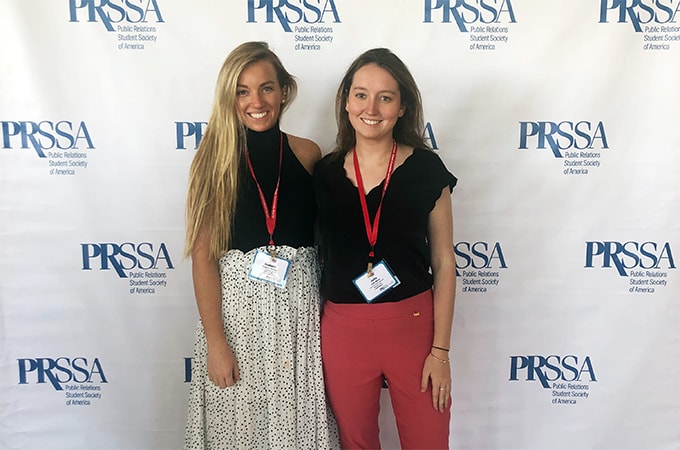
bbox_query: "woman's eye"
[236,89,248,96]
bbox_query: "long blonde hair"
[184,42,297,260]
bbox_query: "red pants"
[321,290,450,450]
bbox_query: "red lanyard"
[245,132,283,249]
[353,141,398,273]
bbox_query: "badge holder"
[352,259,400,303]
[248,249,291,289]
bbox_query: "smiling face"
[236,60,284,131]
[345,63,405,144]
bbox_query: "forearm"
[191,228,228,349]
[431,258,455,350]
[192,257,227,348]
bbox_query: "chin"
[246,120,274,131]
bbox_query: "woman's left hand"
[421,352,452,412]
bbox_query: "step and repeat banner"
[1,1,679,449]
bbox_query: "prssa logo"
[599,0,680,32]
[423,0,517,32]
[81,242,174,278]
[68,0,165,32]
[18,357,108,391]
[176,121,207,150]
[247,0,341,32]
[518,121,609,158]
[509,355,596,389]
[455,241,507,275]
[1,121,94,158]
[585,241,675,276]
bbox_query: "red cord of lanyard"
[353,141,398,275]
[245,132,283,258]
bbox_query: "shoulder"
[286,134,321,174]
[403,147,444,171]
[316,149,348,171]
[411,148,448,168]
[412,147,440,162]
[409,148,458,190]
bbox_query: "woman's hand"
[421,350,451,412]
[207,341,240,388]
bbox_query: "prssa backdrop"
[1,1,678,449]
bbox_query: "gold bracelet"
[429,352,449,364]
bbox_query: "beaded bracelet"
[429,352,450,364]
[431,345,450,352]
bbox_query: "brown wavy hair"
[334,48,428,156]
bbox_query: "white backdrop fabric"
[1,1,679,449]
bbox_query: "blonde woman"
[184,41,338,450]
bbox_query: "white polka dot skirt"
[184,246,340,450]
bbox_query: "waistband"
[323,289,433,320]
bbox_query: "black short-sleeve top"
[314,148,457,304]
[230,125,316,252]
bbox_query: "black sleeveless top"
[230,125,316,252]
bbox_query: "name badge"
[352,260,400,303]
[248,249,291,288]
